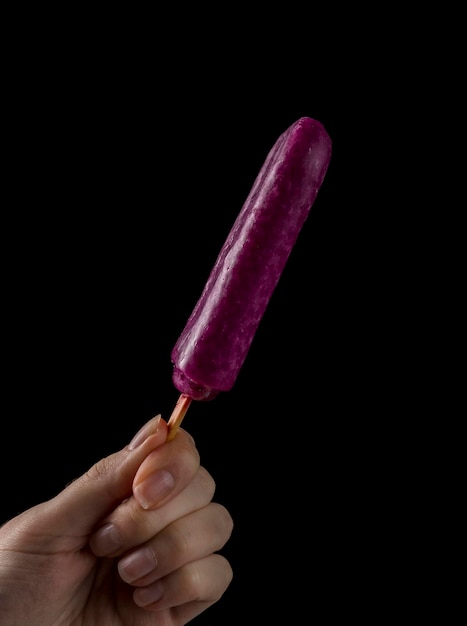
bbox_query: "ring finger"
[132,553,233,622]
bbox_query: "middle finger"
[118,501,234,586]
[90,466,215,557]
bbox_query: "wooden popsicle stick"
[166,394,192,441]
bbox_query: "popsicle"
[167,116,332,440]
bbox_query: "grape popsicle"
[167,116,332,440]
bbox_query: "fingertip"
[128,415,167,450]
[131,426,200,509]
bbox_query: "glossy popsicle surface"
[171,116,332,401]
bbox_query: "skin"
[0,415,234,625]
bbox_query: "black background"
[0,28,416,623]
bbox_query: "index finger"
[132,426,200,511]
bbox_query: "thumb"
[2,416,168,548]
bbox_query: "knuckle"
[197,466,216,499]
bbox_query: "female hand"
[0,415,233,625]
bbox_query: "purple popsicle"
[167,117,332,437]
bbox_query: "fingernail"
[133,470,175,510]
[134,581,165,607]
[92,523,123,555]
[128,415,161,450]
[118,547,158,584]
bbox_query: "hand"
[0,415,233,625]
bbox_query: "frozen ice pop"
[167,116,332,439]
